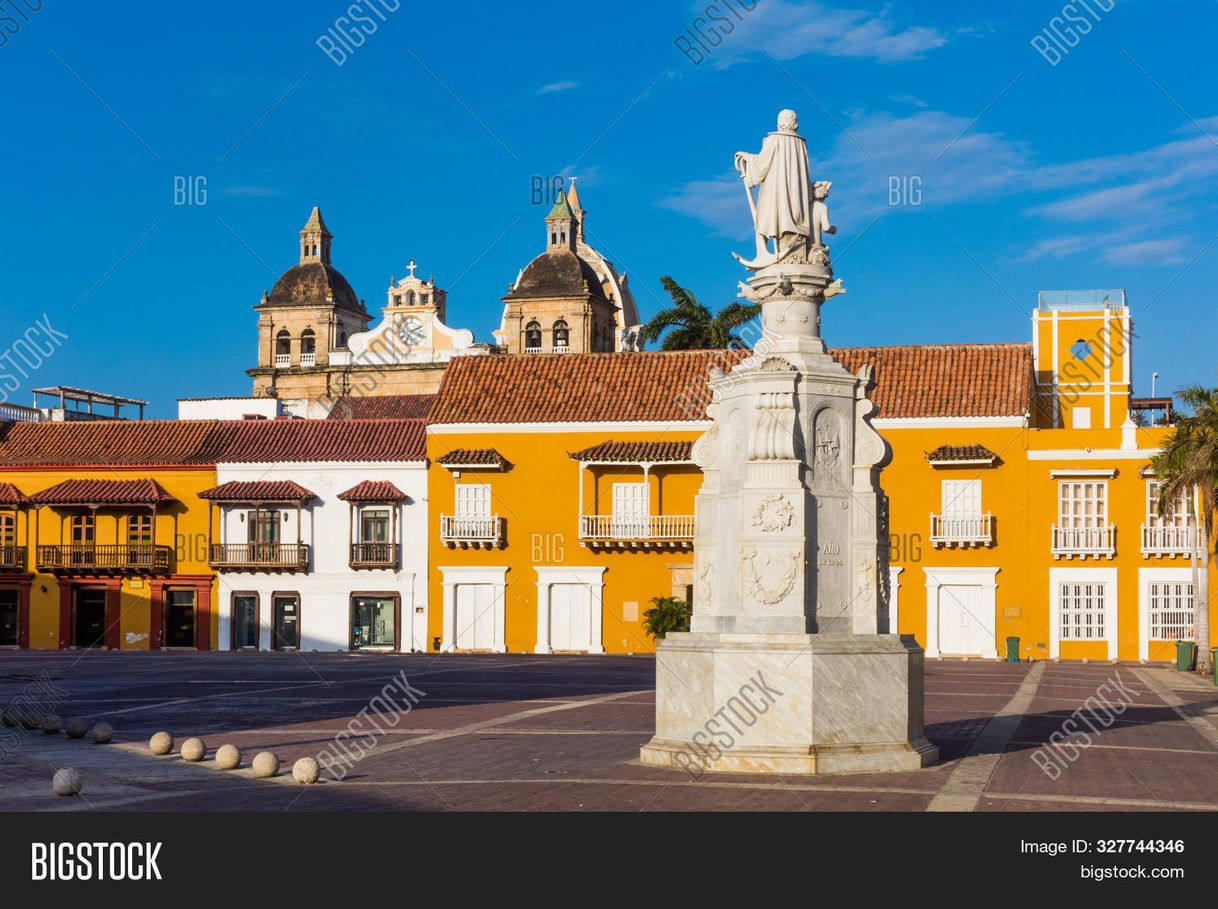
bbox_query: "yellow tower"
[1031,290,1133,432]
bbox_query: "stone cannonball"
[180,737,206,762]
[40,715,61,735]
[292,757,320,785]
[65,718,87,739]
[214,744,242,770]
[52,768,83,797]
[149,731,174,755]
[252,751,280,778]
[91,722,114,744]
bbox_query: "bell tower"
[299,206,332,264]
[545,192,576,252]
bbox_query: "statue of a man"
[734,109,813,268]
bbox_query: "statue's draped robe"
[738,129,812,241]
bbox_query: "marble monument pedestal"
[640,631,938,775]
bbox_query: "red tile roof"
[0,482,27,505]
[428,345,1033,425]
[434,448,509,468]
[214,419,426,463]
[337,480,408,502]
[325,394,435,421]
[925,444,1000,464]
[430,351,746,424]
[198,480,316,503]
[0,420,236,467]
[833,344,1032,420]
[30,479,176,506]
[569,440,694,463]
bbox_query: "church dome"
[268,261,363,313]
[511,248,607,301]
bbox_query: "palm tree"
[638,276,761,350]
[1151,386,1218,673]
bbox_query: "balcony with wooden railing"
[930,513,994,548]
[1051,524,1116,559]
[37,544,172,573]
[0,545,27,571]
[209,542,309,572]
[440,514,505,548]
[578,513,696,549]
[1141,523,1196,557]
[350,541,398,569]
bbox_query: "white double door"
[548,583,593,651]
[937,584,989,656]
[454,583,496,650]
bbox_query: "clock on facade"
[398,316,425,347]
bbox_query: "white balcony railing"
[524,346,542,354]
[440,514,505,546]
[553,345,570,354]
[300,351,316,367]
[1052,524,1116,559]
[579,513,696,544]
[274,353,291,368]
[1141,523,1196,557]
[930,513,993,547]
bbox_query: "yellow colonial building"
[0,420,227,650]
[425,351,729,654]
[425,292,1215,660]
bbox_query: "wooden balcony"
[1141,523,1196,557]
[930,513,994,548]
[350,541,399,570]
[209,542,309,572]
[37,544,171,573]
[578,514,695,549]
[0,545,27,571]
[1051,524,1116,559]
[440,515,505,548]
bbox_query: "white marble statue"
[733,109,819,268]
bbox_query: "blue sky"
[0,0,1214,416]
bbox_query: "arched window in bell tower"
[274,330,291,367]
[525,321,542,352]
[553,319,569,351]
[405,290,416,306]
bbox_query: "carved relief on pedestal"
[748,392,797,462]
[812,408,843,474]
[853,393,887,471]
[749,494,794,533]
[742,548,799,607]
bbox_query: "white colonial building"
[200,419,429,652]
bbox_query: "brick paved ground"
[1,651,1215,811]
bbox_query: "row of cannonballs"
[148,731,320,784]
[0,709,113,743]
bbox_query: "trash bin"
[1176,640,1196,671]
[1005,636,1020,662]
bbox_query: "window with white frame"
[1059,579,1107,640]
[455,484,491,518]
[1145,480,1193,528]
[942,479,981,517]
[1058,481,1107,529]
[1148,579,1194,641]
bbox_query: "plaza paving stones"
[1,652,1216,811]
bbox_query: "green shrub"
[643,596,691,640]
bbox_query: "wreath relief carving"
[742,548,799,606]
[749,494,794,533]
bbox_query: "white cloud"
[693,0,949,67]
[537,80,579,94]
